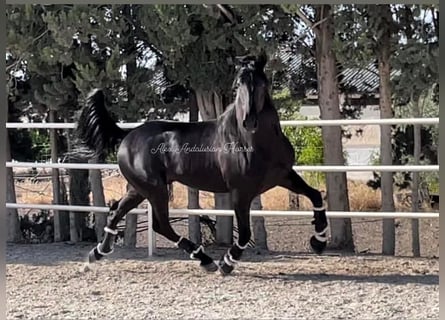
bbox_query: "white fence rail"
[5,203,439,219]
[5,117,439,129]
[6,118,440,256]
[5,161,440,172]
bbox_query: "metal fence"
[6,118,440,256]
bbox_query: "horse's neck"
[254,95,284,145]
[216,93,280,145]
[262,93,278,118]
[258,94,280,128]
[217,104,251,144]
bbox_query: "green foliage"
[29,130,51,161]
[137,5,293,94]
[368,89,439,194]
[339,5,441,194]
[422,172,439,195]
[334,5,376,70]
[7,4,296,124]
[273,87,300,115]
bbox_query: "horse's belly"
[167,162,229,192]
[172,174,229,193]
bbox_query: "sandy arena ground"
[6,239,439,320]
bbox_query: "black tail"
[77,89,128,159]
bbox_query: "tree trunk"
[6,133,21,242]
[122,5,138,247]
[188,90,201,244]
[196,89,233,245]
[411,96,421,257]
[251,195,268,251]
[124,214,138,247]
[288,192,299,210]
[188,188,201,244]
[377,5,396,255]
[89,157,107,242]
[68,168,90,242]
[214,193,233,245]
[58,174,70,236]
[314,5,354,251]
[50,110,69,241]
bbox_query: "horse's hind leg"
[279,170,328,254]
[88,184,144,263]
[147,185,218,273]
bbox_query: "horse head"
[233,51,269,133]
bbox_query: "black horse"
[77,54,328,275]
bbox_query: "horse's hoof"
[88,247,103,263]
[81,262,92,273]
[219,263,234,276]
[310,235,327,255]
[218,258,234,276]
[200,261,218,273]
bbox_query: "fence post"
[124,214,137,247]
[251,195,268,251]
[188,187,201,244]
[89,157,107,242]
[6,133,21,242]
[147,201,156,257]
[124,187,137,248]
[49,110,71,241]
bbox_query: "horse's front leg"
[218,191,253,275]
[88,186,144,264]
[279,170,328,254]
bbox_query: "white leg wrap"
[223,249,239,267]
[313,206,326,211]
[228,251,239,264]
[314,226,329,242]
[104,227,118,235]
[314,234,327,242]
[190,245,204,259]
[96,242,114,256]
[224,254,234,266]
[235,240,249,250]
[175,236,184,247]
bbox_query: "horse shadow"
[244,272,438,286]
[6,244,439,287]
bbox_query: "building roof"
[278,50,400,95]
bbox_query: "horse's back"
[116,119,228,191]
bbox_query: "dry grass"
[14,173,393,212]
[13,172,439,257]
[15,180,53,204]
[348,181,381,211]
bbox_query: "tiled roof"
[278,50,400,95]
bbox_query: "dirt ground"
[15,175,439,258]
[7,209,440,319]
[146,215,439,258]
[8,173,439,319]
[6,243,439,320]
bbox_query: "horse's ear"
[255,50,268,70]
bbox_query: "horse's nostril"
[242,120,247,128]
[254,119,258,128]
